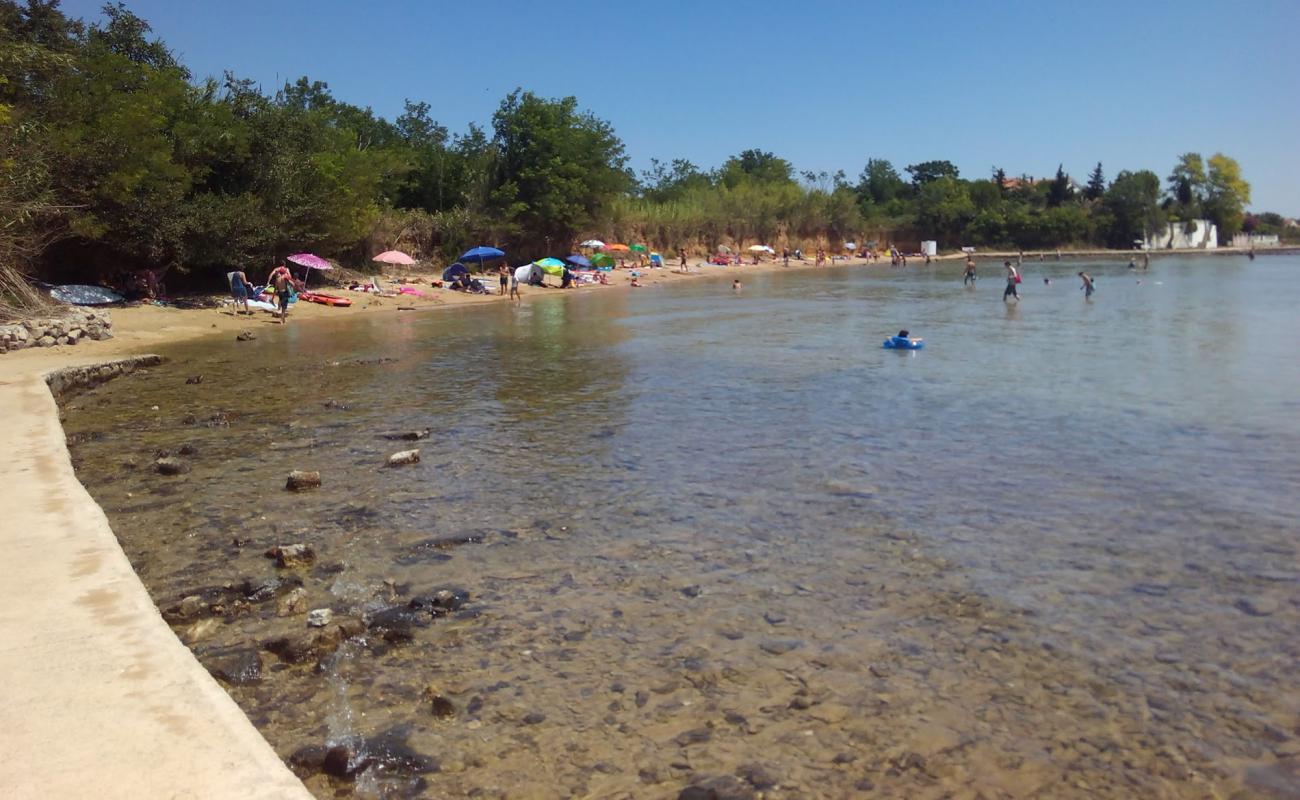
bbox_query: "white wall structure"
[1231,233,1280,248]
[921,240,938,256]
[1145,219,1218,250]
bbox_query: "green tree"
[716,149,794,187]
[1085,162,1105,201]
[914,176,973,247]
[1104,170,1164,248]
[992,166,1007,195]
[906,159,959,186]
[858,158,906,204]
[491,89,632,253]
[1166,152,1206,216]
[1203,153,1251,238]
[1047,164,1070,208]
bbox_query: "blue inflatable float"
[883,335,924,350]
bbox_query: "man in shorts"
[269,264,294,323]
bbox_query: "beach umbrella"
[579,239,605,248]
[459,246,506,265]
[589,253,615,269]
[748,245,775,253]
[373,250,416,266]
[534,257,566,268]
[717,245,733,253]
[287,253,332,270]
[630,244,648,253]
[605,243,631,252]
[286,252,332,286]
[845,242,858,251]
[565,254,592,268]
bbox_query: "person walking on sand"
[782,248,790,267]
[227,268,251,315]
[963,256,977,286]
[1003,260,1021,301]
[679,248,688,273]
[1079,271,1095,299]
[268,264,295,323]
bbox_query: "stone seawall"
[45,354,164,401]
[0,353,313,800]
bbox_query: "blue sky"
[63,0,1300,213]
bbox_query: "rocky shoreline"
[1,308,114,353]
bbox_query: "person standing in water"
[732,279,742,292]
[1003,260,1020,301]
[1079,271,1095,298]
[1142,252,1150,269]
[1128,257,1137,270]
[963,256,977,285]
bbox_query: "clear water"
[63,255,1300,799]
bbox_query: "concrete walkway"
[0,357,311,799]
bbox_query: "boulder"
[384,429,431,441]
[264,543,316,568]
[236,330,256,341]
[387,449,420,467]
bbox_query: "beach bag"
[1014,274,1022,284]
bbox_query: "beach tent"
[649,252,664,267]
[515,264,544,285]
[442,262,470,281]
[589,253,615,269]
[534,257,567,276]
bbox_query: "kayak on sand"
[298,292,353,308]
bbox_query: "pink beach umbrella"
[372,250,416,266]
[286,253,333,271]
[285,252,332,287]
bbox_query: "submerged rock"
[387,449,420,467]
[285,470,320,491]
[263,617,364,665]
[276,586,308,617]
[236,330,256,341]
[205,646,263,685]
[1235,596,1280,617]
[307,608,334,628]
[153,457,188,476]
[677,775,756,800]
[265,544,316,568]
[384,429,430,441]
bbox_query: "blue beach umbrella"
[459,246,505,264]
[566,254,592,268]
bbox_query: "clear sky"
[62,0,1300,214]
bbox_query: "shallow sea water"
[62,255,1300,799]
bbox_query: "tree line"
[1,1,1281,301]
